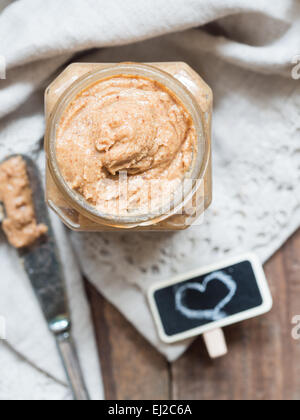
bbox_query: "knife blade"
[15,155,90,400]
[18,156,69,329]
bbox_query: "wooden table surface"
[85,229,300,401]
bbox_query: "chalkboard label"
[148,253,272,343]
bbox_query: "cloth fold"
[0,0,299,400]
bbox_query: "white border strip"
[0,316,6,340]
[0,55,6,79]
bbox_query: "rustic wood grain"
[85,282,170,400]
[86,229,300,400]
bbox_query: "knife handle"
[55,331,90,400]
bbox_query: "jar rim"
[45,62,210,227]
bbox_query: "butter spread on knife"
[0,156,48,248]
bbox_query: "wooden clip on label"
[203,329,227,359]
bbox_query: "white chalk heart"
[175,271,237,321]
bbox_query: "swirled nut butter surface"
[0,156,48,248]
[56,75,197,216]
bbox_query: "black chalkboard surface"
[148,254,272,343]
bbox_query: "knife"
[9,155,90,400]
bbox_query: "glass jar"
[44,62,212,231]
